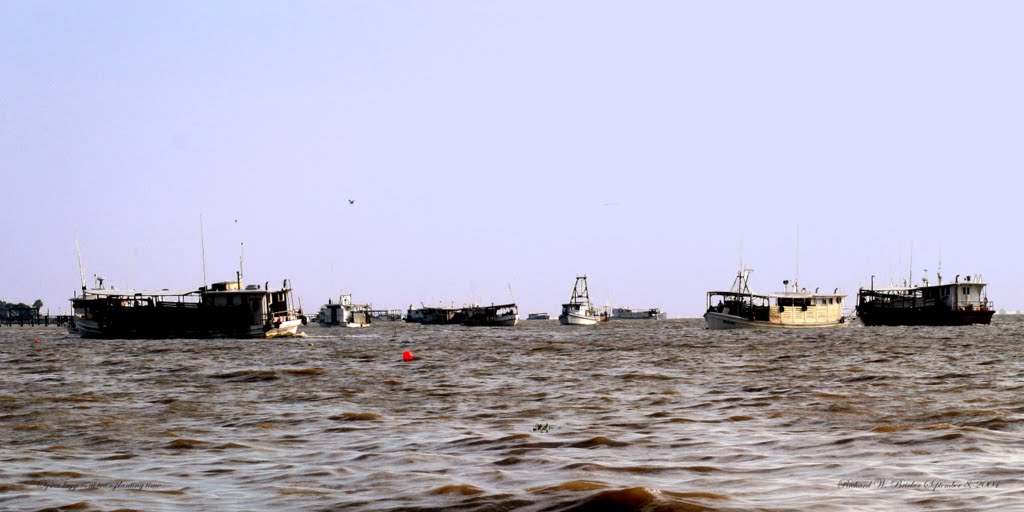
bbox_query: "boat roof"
[707,290,845,299]
[204,289,276,294]
[81,287,279,298]
[82,288,198,297]
[865,281,986,293]
[768,291,846,298]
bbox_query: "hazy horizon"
[3,1,1022,316]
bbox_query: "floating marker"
[309,342,315,347]
[402,351,413,362]
[34,339,40,343]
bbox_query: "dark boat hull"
[857,305,994,326]
[73,316,301,338]
[414,308,465,325]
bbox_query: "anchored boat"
[610,307,667,320]
[368,309,404,322]
[406,305,464,325]
[318,293,371,328]
[856,274,994,326]
[69,275,303,338]
[462,303,520,326]
[559,276,603,326]
[704,269,847,329]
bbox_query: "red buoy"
[34,339,40,343]
[402,351,413,362]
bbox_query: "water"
[1,319,1022,511]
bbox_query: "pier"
[0,307,71,327]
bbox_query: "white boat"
[318,293,371,328]
[559,276,602,326]
[704,269,847,330]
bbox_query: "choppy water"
[1,318,1022,511]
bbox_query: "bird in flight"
[348,199,356,205]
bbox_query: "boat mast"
[571,275,590,304]
[75,237,86,292]
[898,242,902,287]
[909,241,913,287]
[199,214,208,289]
[239,242,245,284]
[739,238,743,276]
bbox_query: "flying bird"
[348,199,355,205]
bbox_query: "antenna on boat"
[937,241,943,284]
[239,242,245,283]
[795,225,800,291]
[75,236,86,291]
[898,241,903,287]
[199,214,208,289]
[909,241,913,288]
[130,246,137,291]
[507,282,518,305]
[739,237,743,274]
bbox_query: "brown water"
[1,318,1022,511]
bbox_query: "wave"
[328,412,382,421]
[209,370,280,382]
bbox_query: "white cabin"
[767,292,845,325]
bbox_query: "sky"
[2,1,1023,316]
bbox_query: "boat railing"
[156,301,200,308]
[958,299,993,311]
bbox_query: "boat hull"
[317,322,370,328]
[857,306,994,326]
[611,314,667,320]
[265,319,303,337]
[74,316,304,339]
[463,316,520,327]
[704,311,848,330]
[559,312,599,326]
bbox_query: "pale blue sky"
[2,1,1022,316]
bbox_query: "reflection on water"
[1,318,1022,511]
